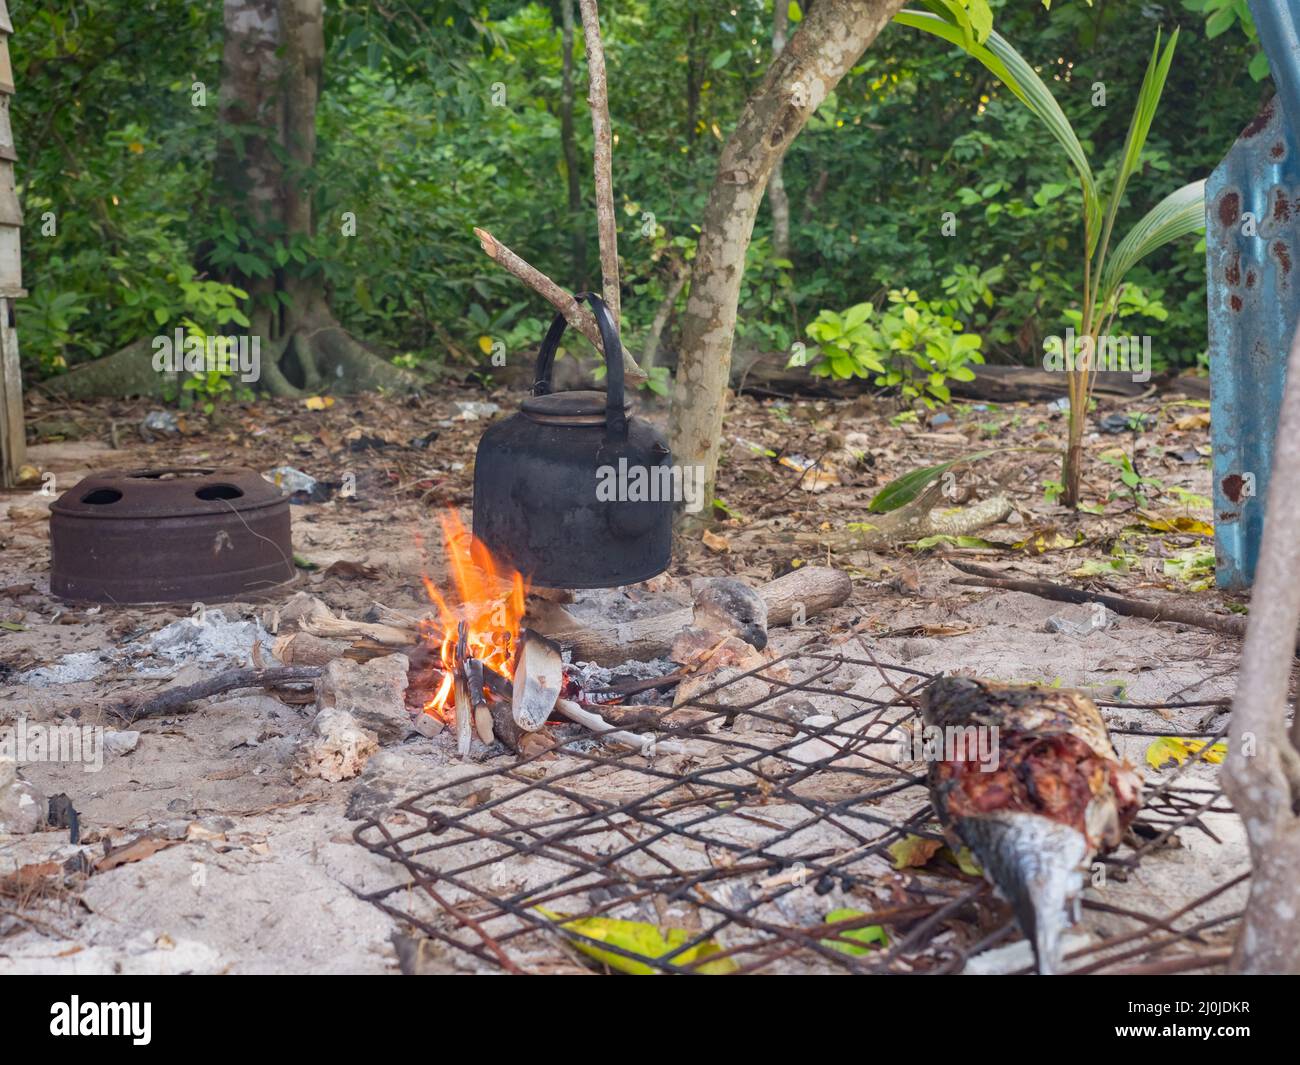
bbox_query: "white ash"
[136,611,274,674]
[562,585,690,627]
[20,651,110,688]
[18,610,275,688]
[569,656,675,694]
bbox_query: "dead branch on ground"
[800,481,1013,551]
[118,666,323,721]
[947,561,1259,643]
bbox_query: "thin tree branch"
[578,0,621,327]
[473,227,646,379]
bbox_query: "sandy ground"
[0,383,1251,973]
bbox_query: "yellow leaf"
[1145,736,1228,770]
[478,335,494,354]
[128,141,144,154]
[1134,512,1214,537]
[1013,528,1081,553]
[1173,412,1211,431]
[534,907,738,974]
[303,396,334,411]
[942,845,982,877]
[887,834,944,870]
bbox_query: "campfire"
[418,511,527,727]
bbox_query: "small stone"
[317,653,411,744]
[0,760,47,834]
[103,730,141,756]
[410,711,444,738]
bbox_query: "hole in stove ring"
[195,484,244,501]
[81,488,124,505]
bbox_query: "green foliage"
[1183,0,1270,80]
[1100,449,1164,507]
[12,0,1262,391]
[797,288,983,408]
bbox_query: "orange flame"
[420,511,528,723]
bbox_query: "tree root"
[40,320,418,401]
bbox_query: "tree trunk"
[1222,316,1300,975]
[49,0,415,400]
[669,0,909,498]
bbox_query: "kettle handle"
[532,292,628,442]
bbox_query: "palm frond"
[894,9,1101,246]
[1098,179,1207,309]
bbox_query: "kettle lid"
[521,389,631,425]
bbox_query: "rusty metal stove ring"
[49,467,297,604]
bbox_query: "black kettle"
[472,293,673,588]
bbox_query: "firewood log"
[526,566,851,665]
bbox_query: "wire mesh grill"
[353,642,1243,974]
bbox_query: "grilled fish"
[921,676,1142,974]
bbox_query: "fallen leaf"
[1145,736,1228,770]
[1071,555,1136,577]
[534,907,738,974]
[0,861,61,896]
[911,534,1000,552]
[1173,412,1211,431]
[323,560,380,580]
[701,529,731,553]
[1013,527,1083,553]
[303,396,334,411]
[868,449,1007,513]
[820,909,889,956]
[94,836,180,873]
[1135,512,1214,537]
[942,845,982,876]
[1164,547,1216,591]
[887,834,944,870]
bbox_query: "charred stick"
[554,697,686,755]
[592,703,720,734]
[117,666,323,722]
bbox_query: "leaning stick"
[1220,315,1300,974]
[577,0,620,327]
[473,227,646,381]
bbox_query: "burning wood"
[411,510,691,757]
[511,629,564,732]
[526,566,851,664]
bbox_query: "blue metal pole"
[1207,1,1300,589]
